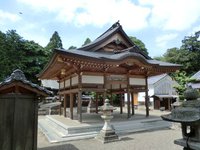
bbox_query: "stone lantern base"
[95,128,120,143]
[175,139,200,150]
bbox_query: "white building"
[138,74,178,110]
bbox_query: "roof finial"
[111,20,120,29]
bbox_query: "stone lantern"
[95,99,120,143]
[162,86,200,150]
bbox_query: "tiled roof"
[0,69,52,95]
[56,48,180,67]
[191,70,200,80]
[148,74,168,85]
[78,21,134,51]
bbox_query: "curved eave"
[37,52,61,80]
[38,48,181,79]
[56,49,181,68]
[162,114,200,123]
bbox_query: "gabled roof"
[0,69,51,96]
[78,21,133,50]
[148,74,168,85]
[38,22,181,80]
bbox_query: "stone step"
[38,116,172,143]
[38,119,61,143]
[38,118,100,143]
[46,115,103,134]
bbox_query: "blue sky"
[1,0,200,57]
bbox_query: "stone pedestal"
[175,139,200,150]
[95,99,120,143]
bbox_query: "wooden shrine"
[0,69,50,150]
[38,22,181,122]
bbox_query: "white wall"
[41,79,59,89]
[82,75,104,84]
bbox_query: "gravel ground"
[38,128,182,150]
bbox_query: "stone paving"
[38,128,182,150]
[37,106,182,149]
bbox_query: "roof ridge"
[96,21,121,39]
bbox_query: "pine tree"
[45,31,63,57]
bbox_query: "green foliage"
[22,40,48,83]
[45,31,63,58]
[68,46,77,50]
[171,71,195,100]
[0,30,49,83]
[160,31,200,76]
[129,36,148,55]
[82,38,91,46]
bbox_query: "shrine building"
[38,22,181,122]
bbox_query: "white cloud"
[155,33,178,48]
[17,0,150,31]
[139,0,200,31]
[0,10,21,24]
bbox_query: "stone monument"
[162,86,200,150]
[95,99,120,143]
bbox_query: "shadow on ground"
[38,144,79,150]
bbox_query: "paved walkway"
[38,128,182,150]
[37,107,183,149]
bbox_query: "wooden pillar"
[95,93,98,114]
[145,76,149,117]
[120,84,123,114]
[110,84,113,105]
[131,92,135,115]
[168,98,171,111]
[59,94,62,115]
[70,93,73,119]
[127,73,131,119]
[64,94,67,117]
[58,81,62,115]
[120,92,123,114]
[103,73,107,102]
[78,72,82,122]
[78,90,82,122]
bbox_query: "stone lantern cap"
[162,87,200,123]
[99,99,116,112]
[161,100,200,123]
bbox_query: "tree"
[129,36,148,55]
[22,40,47,83]
[82,38,91,46]
[0,31,8,80]
[0,30,25,80]
[68,46,77,50]
[45,31,63,57]
[158,31,200,76]
[0,30,48,83]
[172,71,195,100]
